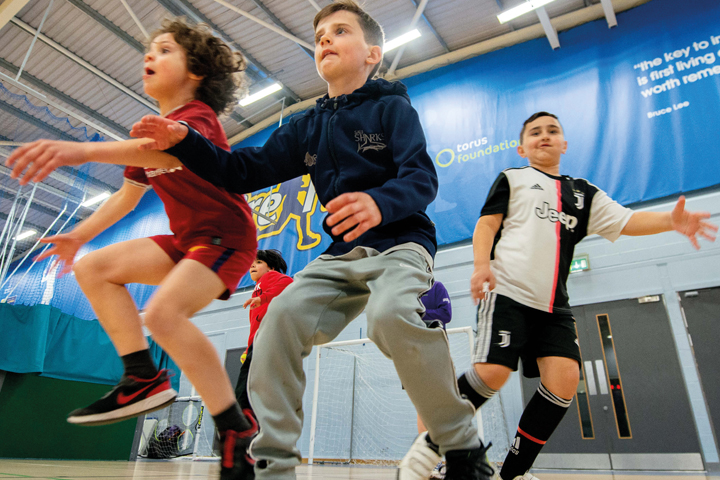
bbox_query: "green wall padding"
[0,372,136,460]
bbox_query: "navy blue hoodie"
[167,79,438,257]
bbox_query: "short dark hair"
[149,18,248,116]
[256,249,287,274]
[520,111,562,143]
[313,0,385,80]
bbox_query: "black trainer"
[67,370,177,426]
[220,409,258,480]
[444,441,494,480]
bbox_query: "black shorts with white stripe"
[472,292,581,378]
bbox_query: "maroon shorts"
[150,235,255,300]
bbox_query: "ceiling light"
[81,192,111,207]
[239,83,283,107]
[15,230,36,241]
[384,29,421,53]
[497,0,558,24]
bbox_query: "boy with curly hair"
[7,18,258,480]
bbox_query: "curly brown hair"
[148,18,248,116]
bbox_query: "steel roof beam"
[0,57,130,137]
[600,0,618,27]
[408,0,449,53]
[249,0,314,59]
[0,98,78,142]
[536,7,560,49]
[66,0,146,53]
[0,0,31,30]
[9,18,159,113]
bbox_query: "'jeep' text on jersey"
[481,167,632,313]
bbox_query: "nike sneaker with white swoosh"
[67,370,177,426]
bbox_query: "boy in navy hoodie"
[8,2,492,479]
[132,3,493,479]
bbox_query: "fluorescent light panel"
[384,29,421,53]
[15,230,36,241]
[81,191,111,207]
[498,0,558,24]
[239,83,283,107]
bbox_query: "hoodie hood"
[315,78,410,110]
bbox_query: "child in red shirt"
[6,19,257,480]
[236,250,292,416]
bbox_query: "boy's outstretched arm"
[621,196,717,249]
[470,214,503,304]
[130,115,307,194]
[5,139,181,185]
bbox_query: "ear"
[188,72,204,82]
[561,140,568,154]
[366,45,382,67]
[517,144,527,158]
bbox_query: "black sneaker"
[445,442,494,480]
[67,370,177,426]
[220,410,258,480]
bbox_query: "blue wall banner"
[236,0,720,249]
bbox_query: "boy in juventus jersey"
[401,112,717,480]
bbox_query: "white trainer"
[397,432,442,480]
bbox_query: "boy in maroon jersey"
[236,249,293,417]
[6,19,257,480]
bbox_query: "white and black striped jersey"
[482,167,633,313]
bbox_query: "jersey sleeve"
[480,172,510,217]
[123,166,150,187]
[170,102,227,150]
[587,186,633,242]
[259,272,293,306]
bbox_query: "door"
[522,296,703,471]
[678,287,720,446]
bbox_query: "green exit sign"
[570,254,590,273]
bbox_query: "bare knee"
[72,253,104,288]
[474,363,512,390]
[143,302,180,342]
[538,357,580,399]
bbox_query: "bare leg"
[143,259,235,415]
[73,238,176,356]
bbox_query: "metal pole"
[347,355,357,463]
[387,0,429,76]
[120,0,150,39]
[16,0,54,80]
[0,188,23,279]
[0,183,37,284]
[278,97,286,128]
[308,347,322,465]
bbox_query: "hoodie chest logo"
[304,152,317,167]
[354,130,386,153]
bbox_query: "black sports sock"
[121,349,159,379]
[457,367,498,410]
[500,383,572,480]
[213,402,252,433]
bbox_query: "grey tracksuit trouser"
[247,245,479,479]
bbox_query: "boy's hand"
[5,140,90,185]
[36,233,84,277]
[326,192,382,242]
[130,115,188,151]
[244,297,261,310]
[671,196,717,249]
[470,264,495,305]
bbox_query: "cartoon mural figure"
[245,174,325,250]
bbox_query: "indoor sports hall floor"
[1,460,719,480]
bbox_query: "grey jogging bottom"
[247,245,479,479]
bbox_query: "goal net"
[307,326,512,465]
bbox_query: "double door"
[522,296,703,471]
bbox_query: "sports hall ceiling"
[0,0,643,261]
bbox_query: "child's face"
[143,33,201,101]
[249,259,272,283]
[517,117,567,169]
[314,11,380,85]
